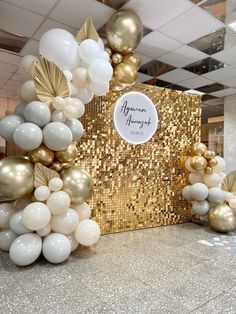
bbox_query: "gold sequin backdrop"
[77,83,201,234]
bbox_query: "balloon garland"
[182,143,236,233]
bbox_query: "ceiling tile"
[11,72,23,81]
[50,0,115,29]
[138,73,153,83]
[96,0,129,10]
[0,2,44,37]
[197,82,226,93]
[157,69,196,84]
[178,76,214,89]
[219,76,236,88]
[0,71,12,80]
[210,87,236,97]
[157,45,208,67]
[184,57,224,75]
[0,50,21,65]
[33,19,77,40]
[202,66,236,81]
[20,40,39,56]
[203,97,224,106]
[144,78,171,87]
[6,79,20,87]
[137,31,182,58]
[0,61,17,73]
[4,0,58,15]
[212,46,236,65]
[139,60,175,77]
[199,0,227,23]
[123,0,193,29]
[138,53,153,66]
[159,6,223,44]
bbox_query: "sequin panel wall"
[77,83,201,234]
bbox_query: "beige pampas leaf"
[34,163,59,188]
[33,57,69,105]
[76,17,99,43]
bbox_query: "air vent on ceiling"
[0,29,28,53]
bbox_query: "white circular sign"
[113,91,158,144]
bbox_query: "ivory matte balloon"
[73,202,92,220]
[46,191,71,215]
[63,105,78,120]
[192,200,210,216]
[51,208,79,234]
[0,203,15,228]
[67,233,79,252]
[36,224,51,237]
[15,103,27,117]
[189,172,204,185]
[213,156,226,173]
[204,173,221,188]
[9,233,42,266]
[24,101,51,127]
[0,115,24,142]
[14,122,43,150]
[76,87,93,104]
[42,233,71,264]
[52,96,66,110]
[224,191,234,203]
[0,229,17,251]
[208,187,225,204]
[9,210,31,235]
[66,118,84,141]
[34,186,51,201]
[72,67,88,87]
[229,197,236,210]
[43,122,73,151]
[23,202,51,231]
[48,177,63,192]
[191,183,209,201]
[20,80,37,102]
[75,219,100,246]
[65,98,85,118]
[89,59,113,84]
[182,185,193,201]
[19,55,36,79]
[51,110,66,123]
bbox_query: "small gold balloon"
[0,156,34,200]
[208,157,218,167]
[104,45,113,56]
[180,156,188,170]
[111,52,123,65]
[209,204,236,232]
[55,143,78,163]
[50,161,63,172]
[28,145,54,166]
[205,166,213,174]
[192,143,207,156]
[123,52,141,69]
[114,62,138,85]
[190,156,207,171]
[203,150,215,159]
[110,78,126,91]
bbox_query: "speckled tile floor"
[1,223,236,314]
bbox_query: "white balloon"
[10,233,42,266]
[0,203,15,228]
[24,101,51,127]
[48,177,63,192]
[63,105,78,120]
[204,173,221,188]
[63,70,72,81]
[52,96,66,110]
[23,202,51,231]
[15,194,32,211]
[229,197,236,210]
[36,224,51,237]
[42,233,71,264]
[65,98,85,118]
[9,210,31,235]
[208,187,225,204]
[213,156,226,173]
[51,110,66,123]
[65,118,84,141]
[219,172,226,182]
[185,158,197,173]
[39,28,80,70]
[192,200,210,216]
[182,185,193,201]
[19,55,36,79]
[74,219,100,246]
[46,191,71,215]
[14,122,43,150]
[0,229,17,251]
[34,186,51,201]
[79,39,100,64]
[191,183,208,201]
[15,103,27,117]
[43,122,73,151]
[0,115,24,142]
[68,82,78,96]
[97,38,104,51]
[20,80,37,102]
[76,87,93,104]
[88,59,113,84]
[98,51,110,61]
[72,202,91,220]
[188,172,204,185]
[67,233,79,252]
[51,208,79,235]
[72,67,89,88]
[224,191,234,203]
[89,81,109,96]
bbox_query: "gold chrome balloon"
[123,52,141,69]
[106,9,143,53]
[209,204,236,232]
[55,143,78,163]
[192,143,207,156]
[0,156,34,200]
[190,156,207,171]
[104,45,113,56]
[28,144,54,166]
[50,161,63,172]
[111,53,123,65]
[114,62,137,85]
[203,150,215,160]
[110,78,126,91]
[205,166,213,174]
[208,157,218,167]
[60,168,93,204]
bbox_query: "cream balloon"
[191,183,208,201]
[9,233,42,266]
[19,55,36,79]
[36,224,51,237]
[189,173,204,185]
[9,210,31,235]
[66,119,84,141]
[65,98,85,118]
[213,156,226,173]
[23,202,51,231]
[208,187,225,204]
[224,191,234,203]
[34,186,51,202]
[0,203,15,228]
[192,200,210,216]
[72,67,89,87]
[48,177,63,192]
[0,115,24,142]
[42,233,71,264]
[52,96,66,110]
[51,208,79,234]
[43,122,73,151]
[67,233,79,252]
[13,122,43,150]
[229,197,236,210]
[24,101,51,127]
[0,229,17,251]
[75,219,100,246]
[76,87,93,104]
[51,110,66,123]
[46,191,71,215]
[204,173,222,188]
[20,80,37,102]
[73,202,92,220]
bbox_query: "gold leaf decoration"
[33,57,69,105]
[76,17,99,43]
[34,163,59,188]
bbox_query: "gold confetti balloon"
[192,143,207,156]
[28,144,54,166]
[190,156,207,171]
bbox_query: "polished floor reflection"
[0,223,236,313]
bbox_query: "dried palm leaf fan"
[76,17,99,43]
[34,163,59,188]
[33,57,69,105]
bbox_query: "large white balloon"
[0,203,15,229]
[51,208,79,234]
[67,233,79,252]
[72,202,91,220]
[20,80,37,102]
[39,28,80,70]
[9,233,42,266]
[42,233,71,264]
[79,39,100,64]
[88,59,113,84]
[213,156,226,173]
[208,187,225,204]
[76,87,93,104]
[204,173,221,188]
[74,219,100,246]
[189,172,204,185]
[65,118,84,141]
[14,122,43,150]
[43,122,72,151]
[23,202,51,231]
[15,103,27,117]
[192,200,210,216]
[72,67,88,88]
[0,229,17,251]
[24,101,51,127]
[46,191,71,215]
[9,210,31,235]
[182,185,193,201]
[0,115,24,142]
[191,183,208,201]
[89,81,109,96]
